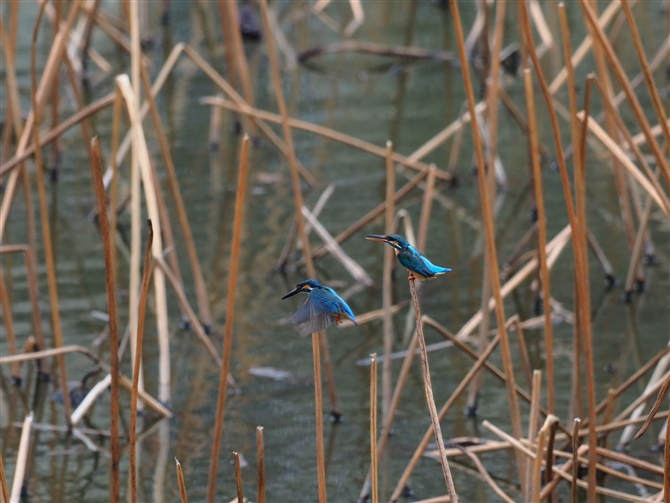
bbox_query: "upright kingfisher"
[282,279,358,335]
[365,234,452,280]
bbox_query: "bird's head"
[281,279,322,299]
[365,233,411,251]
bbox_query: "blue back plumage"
[284,280,357,335]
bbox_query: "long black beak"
[365,234,389,243]
[281,287,302,300]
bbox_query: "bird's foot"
[407,274,415,281]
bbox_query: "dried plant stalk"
[234,452,244,503]
[89,138,121,501]
[370,353,378,503]
[9,412,33,503]
[175,458,189,503]
[129,220,154,503]
[257,427,266,503]
[408,277,459,502]
[207,136,250,501]
[382,142,395,420]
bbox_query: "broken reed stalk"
[523,69,555,414]
[0,453,10,502]
[207,135,250,502]
[358,329,420,501]
[311,331,328,503]
[572,409,581,497]
[370,353,378,503]
[89,138,121,502]
[525,370,542,501]
[175,458,189,503]
[408,277,458,502]
[29,0,72,428]
[9,412,33,503]
[234,452,244,503]
[129,220,154,503]
[665,403,670,501]
[257,426,266,503]
[382,142,395,420]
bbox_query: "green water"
[2,0,669,501]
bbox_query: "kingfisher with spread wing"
[282,279,358,336]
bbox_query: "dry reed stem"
[549,0,627,94]
[310,331,328,503]
[570,417,581,502]
[257,427,265,503]
[29,1,72,428]
[578,0,670,187]
[358,328,419,501]
[0,273,20,380]
[525,370,542,501]
[207,135,250,502]
[382,142,395,420]
[417,165,436,253]
[511,316,532,390]
[455,446,514,503]
[338,301,407,328]
[70,374,111,425]
[301,207,372,285]
[423,317,570,437]
[370,354,378,503]
[483,422,650,502]
[234,452,244,503]
[129,220,154,503]
[635,373,670,439]
[9,412,33,503]
[524,69,555,414]
[0,347,171,417]
[0,453,10,503]
[624,196,655,294]
[89,138,121,501]
[620,0,670,148]
[175,458,189,503]
[0,93,115,177]
[408,276,458,502]
[202,97,451,182]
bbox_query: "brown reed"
[369,353,378,503]
[257,427,266,503]
[89,138,121,502]
[382,142,395,419]
[523,69,555,414]
[0,273,19,380]
[207,135,250,501]
[234,452,244,503]
[0,453,10,503]
[407,277,458,502]
[29,0,72,429]
[175,458,189,503]
[128,220,154,503]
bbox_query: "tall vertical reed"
[207,135,250,501]
[128,220,154,502]
[89,138,121,502]
[30,0,72,428]
[370,353,378,503]
[257,427,266,503]
[523,69,554,413]
[408,278,458,502]
[175,458,189,503]
[382,142,395,419]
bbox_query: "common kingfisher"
[365,233,452,280]
[282,279,358,335]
